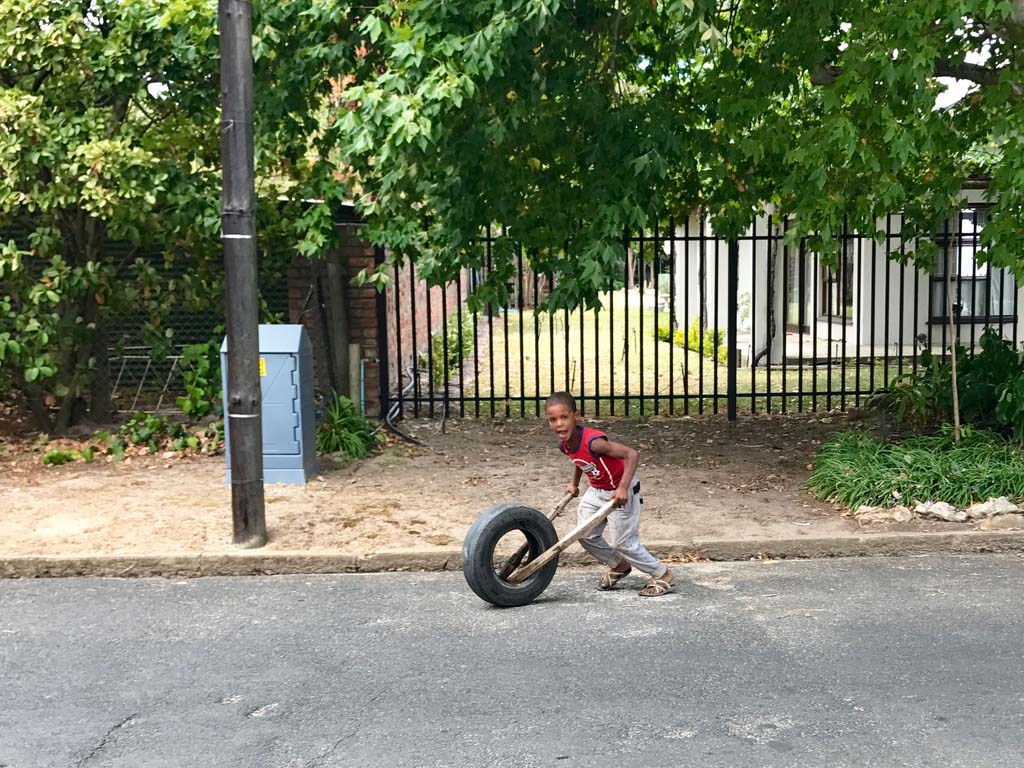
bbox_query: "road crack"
[76,713,137,767]
[303,690,384,768]
[303,728,358,768]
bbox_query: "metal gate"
[380,208,1021,420]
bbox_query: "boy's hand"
[564,484,579,497]
[612,486,629,507]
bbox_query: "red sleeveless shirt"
[559,427,623,491]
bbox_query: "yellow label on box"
[259,357,266,376]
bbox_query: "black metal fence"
[383,206,1021,420]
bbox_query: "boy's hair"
[545,391,577,412]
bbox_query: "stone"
[891,506,913,523]
[978,513,1024,531]
[854,505,914,524]
[965,497,1020,520]
[914,501,967,523]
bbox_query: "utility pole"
[219,0,266,547]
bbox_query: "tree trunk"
[323,254,351,397]
[945,254,961,443]
[49,211,113,433]
[51,299,83,436]
[54,394,76,435]
[83,216,113,422]
[20,381,53,434]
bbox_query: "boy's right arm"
[566,466,583,497]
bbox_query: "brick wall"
[288,216,385,416]
[287,208,472,418]
[385,263,472,399]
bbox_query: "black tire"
[462,504,559,608]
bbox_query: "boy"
[544,391,674,597]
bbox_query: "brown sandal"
[639,577,674,597]
[599,566,632,590]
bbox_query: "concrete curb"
[686,531,1024,561]
[2,530,1023,579]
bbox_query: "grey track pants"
[577,476,667,578]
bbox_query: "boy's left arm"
[590,438,638,507]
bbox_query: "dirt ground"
[1,409,976,560]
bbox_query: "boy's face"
[545,402,577,441]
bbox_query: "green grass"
[461,291,907,416]
[472,293,675,410]
[806,428,1024,510]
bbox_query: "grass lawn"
[437,291,910,417]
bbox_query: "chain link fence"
[108,264,291,415]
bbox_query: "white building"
[666,190,1021,366]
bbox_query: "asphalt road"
[2,554,1023,768]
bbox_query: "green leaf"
[360,15,384,44]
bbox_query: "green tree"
[334,0,1024,308]
[0,0,357,433]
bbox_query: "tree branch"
[32,68,49,92]
[598,1,623,82]
[967,15,1012,44]
[725,0,742,42]
[934,60,1000,85]
[811,60,1002,87]
[810,63,840,85]
[112,94,130,124]
[106,94,131,137]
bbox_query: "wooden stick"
[508,498,617,583]
[497,492,576,580]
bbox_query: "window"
[785,249,808,332]
[930,206,1017,323]
[820,234,854,321]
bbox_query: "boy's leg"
[606,478,669,580]
[577,487,622,568]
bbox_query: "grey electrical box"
[221,325,317,484]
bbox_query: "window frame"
[818,227,855,323]
[929,204,1017,325]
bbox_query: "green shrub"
[42,449,76,466]
[316,394,378,458]
[107,435,127,460]
[35,416,221,465]
[996,372,1024,439]
[115,412,217,455]
[40,445,100,466]
[870,328,1024,439]
[806,428,1024,510]
[177,342,221,420]
[420,309,475,387]
[121,412,177,453]
[654,319,728,365]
